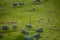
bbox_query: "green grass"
[0,0,60,40]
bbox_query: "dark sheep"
[2,25,9,30]
[36,28,43,33]
[26,24,32,28]
[21,30,29,34]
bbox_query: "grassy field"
[0,0,60,40]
